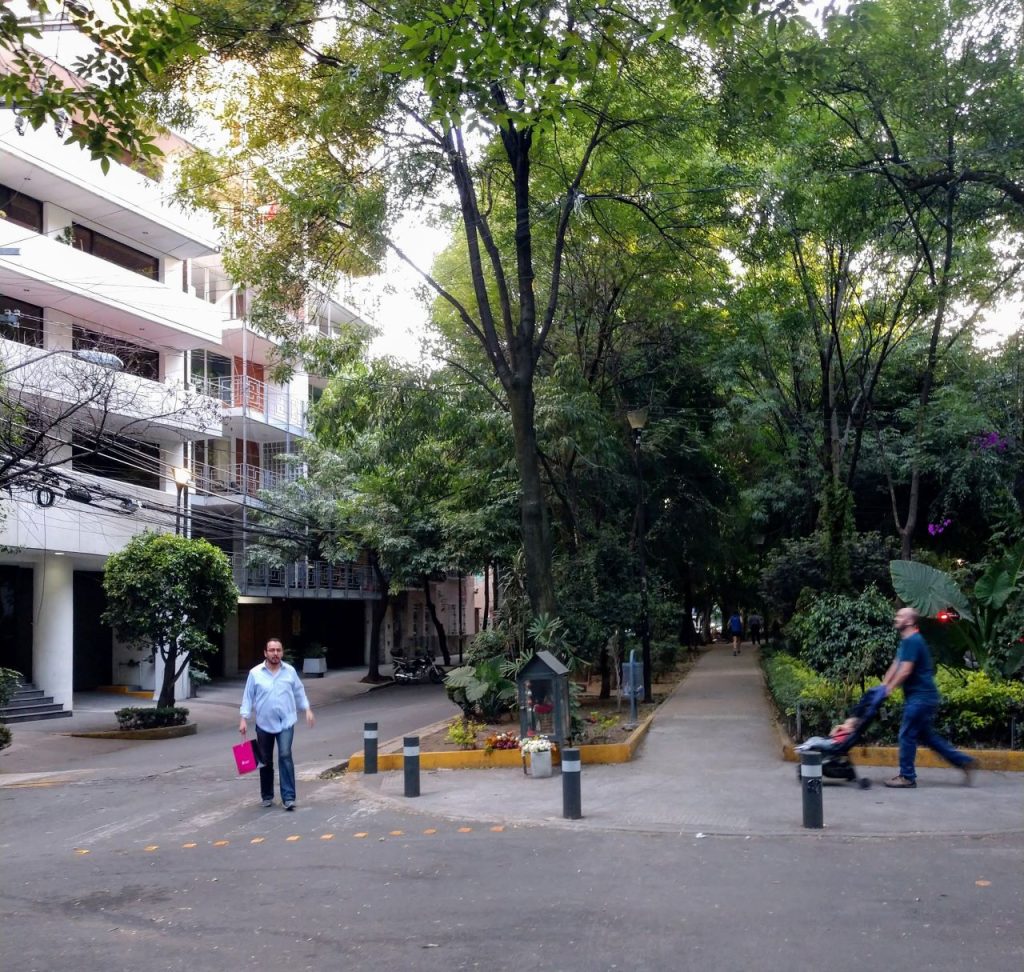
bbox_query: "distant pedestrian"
[748,612,763,645]
[728,612,743,655]
[239,638,315,810]
[882,607,977,788]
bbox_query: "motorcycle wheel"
[429,667,444,684]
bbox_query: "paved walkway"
[351,644,1024,837]
[3,647,1022,837]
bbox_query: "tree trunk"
[507,376,557,618]
[157,643,178,709]
[482,562,490,630]
[365,553,389,682]
[422,575,451,665]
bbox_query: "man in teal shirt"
[881,607,976,788]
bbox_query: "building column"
[32,553,74,710]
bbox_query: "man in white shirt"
[239,638,315,810]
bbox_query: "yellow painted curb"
[780,740,1024,772]
[346,711,656,773]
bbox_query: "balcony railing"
[194,375,306,434]
[234,556,381,598]
[194,461,299,497]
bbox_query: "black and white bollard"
[403,735,420,798]
[800,750,823,829]
[561,747,582,819]
[363,722,378,775]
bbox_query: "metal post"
[403,735,420,798]
[363,722,378,775]
[561,747,582,819]
[800,750,823,829]
[629,649,639,726]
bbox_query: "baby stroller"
[794,685,887,789]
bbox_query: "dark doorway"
[0,566,34,679]
[238,599,368,670]
[73,572,112,689]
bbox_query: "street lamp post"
[172,466,190,537]
[627,407,652,703]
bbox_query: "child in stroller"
[795,685,887,789]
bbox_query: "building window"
[71,224,160,279]
[72,327,159,380]
[0,183,43,233]
[0,295,44,347]
[190,349,232,399]
[72,434,161,490]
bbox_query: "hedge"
[114,706,190,731]
[762,652,1024,748]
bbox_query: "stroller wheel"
[858,777,872,789]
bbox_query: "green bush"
[0,666,22,709]
[763,652,1024,747]
[652,640,679,680]
[786,585,897,690]
[114,706,189,731]
[0,725,11,751]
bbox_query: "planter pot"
[302,657,327,677]
[529,749,553,778]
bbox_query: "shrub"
[763,652,1024,747]
[0,725,11,751]
[761,653,849,739]
[114,706,189,731]
[446,717,485,749]
[786,585,897,690]
[652,640,679,680]
[0,666,21,708]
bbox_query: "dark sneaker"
[884,775,916,788]
[284,801,295,811]
[261,798,273,808]
[961,758,978,787]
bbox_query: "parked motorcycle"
[390,650,446,684]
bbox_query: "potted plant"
[302,642,328,677]
[520,734,555,778]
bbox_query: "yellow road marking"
[213,840,229,847]
[423,828,437,835]
[354,832,368,838]
[320,833,335,840]
[976,880,992,887]
[389,830,404,836]
[490,826,505,832]
[458,827,472,833]
[74,849,90,856]
[286,835,301,842]
[144,845,159,852]
[182,842,197,849]
[251,837,265,844]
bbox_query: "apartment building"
[0,71,480,713]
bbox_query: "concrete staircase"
[0,681,72,723]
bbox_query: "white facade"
[0,98,375,709]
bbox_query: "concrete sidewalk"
[0,665,394,779]
[348,644,1024,838]
[3,649,1022,837]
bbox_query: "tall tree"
[163,0,795,619]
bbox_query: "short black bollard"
[403,735,420,798]
[363,722,378,775]
[561,747,582,819]
[800,750,823,829]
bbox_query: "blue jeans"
[255,724,296,803]
[899,695,968,781]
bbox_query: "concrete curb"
[69,723,198,741]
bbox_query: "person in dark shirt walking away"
[748,612,763,646]
[728,612,743,656]
[882,607,977,788]
[239,638,315,809]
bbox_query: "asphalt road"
[2,674,1022,972]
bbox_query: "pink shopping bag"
[233,739,261,775]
